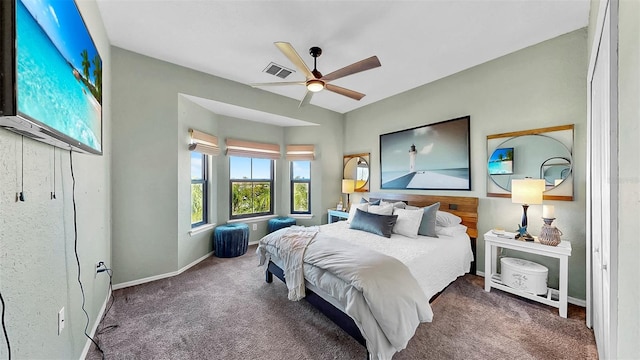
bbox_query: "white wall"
[344,29,588,299]
[111,47,344,284]
[587,1,640,357]
[616,0,640,356]
[0,1,111,358]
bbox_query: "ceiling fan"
[251,42,381,107]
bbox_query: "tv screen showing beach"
[488,147,514,175]
[16,0,102,153]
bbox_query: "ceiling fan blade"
[250,81,305,87]
[325,83,365,101]
[275,42,315,79]
[321,56,381,82]
[298,91,314,108]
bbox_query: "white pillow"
[435,224,468,237]
[347,203,368,223]
[381,200,407,209]
[392,208,424,239]
[368,203,394,216]
[436,211,462,227]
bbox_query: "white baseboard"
[112,251,213,290]
[79,291,111,360]
[475,271,586,307]
[567,297,587,307]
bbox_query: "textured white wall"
[344,29,588,299]
[0,1,111,358]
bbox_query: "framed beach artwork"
[379,116,471,190]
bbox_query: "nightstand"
[484,230,572,318]
[327,209,349,224]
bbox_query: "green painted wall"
[344,29,588,300]
[176,97,219,269]
[7,2,636,358]
[0,1,111,359]
[110,47,343,284]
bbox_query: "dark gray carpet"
[87,246,597,359]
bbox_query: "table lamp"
[511,178,545,241]
[341,179,355,211]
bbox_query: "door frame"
[586,0,618,358]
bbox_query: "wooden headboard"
[368,192,479,274]
[368,192,479,239]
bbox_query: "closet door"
[587,1,618,359]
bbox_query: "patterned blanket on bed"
[258,225,319,301]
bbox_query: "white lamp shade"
[342,179,355,194]
[511,178,545,205]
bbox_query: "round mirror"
[344,156,370,191]
[488,135,572,192]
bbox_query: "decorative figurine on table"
[516,224,534,241]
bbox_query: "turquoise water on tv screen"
[16,0,102,152]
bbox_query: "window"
[291,161,311,214]
[230,156,274,219]
[191,151,208,228]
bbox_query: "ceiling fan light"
[306,79,324,92]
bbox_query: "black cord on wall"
[69,151,104,358]
[0,291,10,360]
[96,266,118,336]
[51,147,56,200]
[18,136,24,202]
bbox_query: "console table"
[484,231,572,317]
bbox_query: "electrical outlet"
[58,307,65,335]
[95,261,105,278]
[252,224,257,231]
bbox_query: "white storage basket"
[500,257,548,295]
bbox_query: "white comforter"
[320,221,473,300]
[258,227,433,360]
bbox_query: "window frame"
[290,160,311,215]
[191,151,209,228]
[229,156,275,220]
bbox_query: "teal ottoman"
[213,223,249,258]
[268,217,296,233]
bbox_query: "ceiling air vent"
[263,62,295,79]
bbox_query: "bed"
[257,193,478,359]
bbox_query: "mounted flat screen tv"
[488,147,514,175]
[0,0,102,154]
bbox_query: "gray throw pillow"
[349,208,398,238]
[360,198,381,205]
[418,202,440,238]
